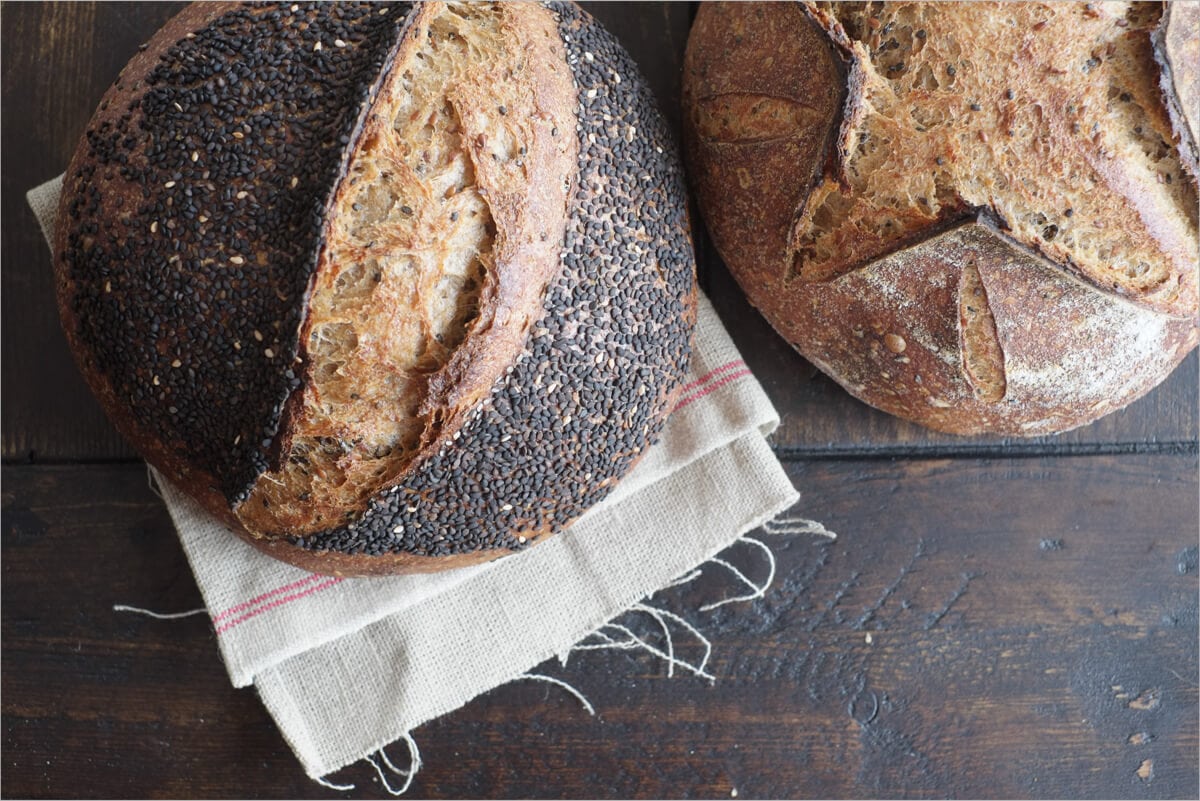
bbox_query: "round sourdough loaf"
[683,1,1198,435]
[55,1,696,575]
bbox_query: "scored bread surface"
[262,1,697,573]
[684,1,1198,436]
[238,1,578,538]
[55,2,415,526]
[55,1,697,574]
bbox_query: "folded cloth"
[29,176,799,780]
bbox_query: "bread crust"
[55,2,254,531]
[1154,0,1200,184]
[55,2,698,575]
[684,1,1199,436]
[236,1,579,537]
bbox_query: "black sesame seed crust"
[288,1,697,562]
[56,2,414,504]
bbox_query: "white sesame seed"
[502,504,513,511]
[406,506,417,513]
[173,102,183,112]
[164,181,176,188]
[264,348,275,358]
[334,39,346,48]
[584,51,594,62]
[230,255,245,265]
[152,375,160,386]
[233,435,241,445]
[518,536,527,544]
[236,191,248,199]
[314,40,323,51]
[587,88,597,99]
[290,176,299,188]
[393,525,404,534]
[253,330,263,341]
[171,359,182,368]
[150,221,158,233]
[105,280,112,293]
[191,151,199,162]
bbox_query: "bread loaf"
[683,1,1198,435]
[55,1,697,575]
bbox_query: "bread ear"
[55,2,698,575]
[1153,0,1200,185]
[684,1,1199,436]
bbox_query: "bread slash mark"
[958,260,1007,403]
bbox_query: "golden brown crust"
[236,1,579,538]
[57,2,698,575]
[684,1,1199,436]
[231,365,692,577]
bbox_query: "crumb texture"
[683,1,1198,437]
[240,1,565,536]
[796,1,1198,316]
[290,2,696,560]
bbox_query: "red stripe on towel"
[676,359,745,396]
[673,368,753,412]
[215,577,345,635]
[212,573,324,622]
[211,360,753,635]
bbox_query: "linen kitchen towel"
[30,175,801,781]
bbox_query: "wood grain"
[1,3,1196,800]
[3,457,1195,799]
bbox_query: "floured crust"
[236,1,578,538]
[684,1,1199,436]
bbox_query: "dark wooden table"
[3,3,1197,798]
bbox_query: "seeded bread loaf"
[683,1,1198,435]
[55,1,696,575]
